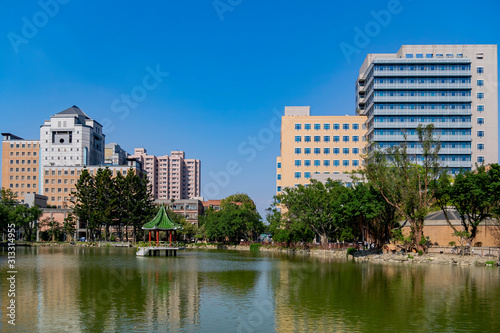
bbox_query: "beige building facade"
[276,106,367,194]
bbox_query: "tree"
[41,217,60,242]
[276,179,351,245]
[72,168,98,240]
[11,204,42,241]
[94,168,117,241]
[365,124,442,251]
[488,164,500,219]
[123,169,154,242]
[266,205,314,245]
[63,212,77,242]
[220,193,256,210]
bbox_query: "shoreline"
[5,241,499,266]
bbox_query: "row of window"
[374,129,472,136]
[405,53,467,59]
[374,103,471,110]
[9,175,37,181]
[374,91,470,97]
[9,143,38,149]
[9,159,37,165]
[375,64,470,71]
[294,159,361,167]
[295,135,360,143]
[377,142,475,149]
[295,123,360,130]
[9,183,37,189]
[374,117,471,123]
[295,147,360,155]
[9,151,37,157]
[375,78,471,84]
[8,168,37,173]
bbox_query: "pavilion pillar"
[169,230,172,245]
[149,231,151,243]
[156,230,159,246]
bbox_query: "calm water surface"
[1,247,499,332]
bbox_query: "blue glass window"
[333,136,340,142]
[333,160,340,166]
[477,131,485,137]
[477,143,484,150]
[477,105,484,112]
[323,148,330,154]
[294,172,301,179]
[314,124,321,130]
[295,136,301,142]
[314,160,320,166]
[323,123,330,130]
[304,136,311,142]
[343,123,349,130]
[304,148,311,154]
[304,172,311,179]
[333,123,340,130]
[406,54,413,58]
[343,148,349,154]
[295,124,301,130]
[477,67,484,74]
[416,53,423,58]
[304,124,311,130]
[353,160,359,167]
[477,118,484,124]
[304,160,311,166]
[277,174,281,180]
[477,156,484,163]
[343,136,349,142]
[314,148,320,154]
[426,54,433,58]
[477,80,484,86]
[352,148,359,154]
[323,136,330,142]
[333,148,340,154]
[352,123,359,130]
[277,162,281,168]
[343,160,350,166]
[295,160,301,166]
[295,148,301,154]
[277,186,281,192]
[314,136,320,142]
[477,92,484,99]
[353,136,359,142]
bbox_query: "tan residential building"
[276,106,367,194]
[130,148,201,200]
[1,133,41,203]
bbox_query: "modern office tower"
[276,106,367,194]
[356,45,498,173]
[40,106,105,168]
[105,143,129,165]
[1,133,41,203]
[129,149,201,200]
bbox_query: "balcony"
[373,82,471,90]
[403,147,472,155]
[372,122,471,129]
[373,95,471,103]
[369,109,472,117]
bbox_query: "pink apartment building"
[130,148,201,200]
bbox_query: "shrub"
[347,247,357,256]
[250,243,262,252]
[407,254,414,259]
[485,261,496,265]
[449,241,456,247]
[418,250,423,256]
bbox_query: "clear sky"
[1,0,499,218]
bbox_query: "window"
[477,156,484,163]
[314,136,320,142]
[353,136,359,142]
[352,123,359,130]
[477,67,484,74]
[333,160,339,166]
[343,148,349,154]
[333,148,340,154]
[295,160,301,166]
[304,124,311,130]
[295,124,301,130]
[323,148,330,154]
[323,160,330,166]
[477,80,484,86]
[477,143,484,150]
[352,148,359,154]
[477,118,484,124]
[304,172,311,179]
[416,53,423,59]
[294,172,301,179]
[314,124,321,130]
[323,136,330,142]
[295,148,302,154]
[314,160,320,166]
[477,105,484,112]
[277,186,282,192]
[304,136,311,142]
[323,124,330,130]
[277,162,281,168]
[304,160,311,166]
[406,54,413,58]
[477,130,485,137]
[343,160,350,166]
[333,136,340,142]
[277,174,281,180]
[314,148,320,154]
[343,123,349,130]
[304,148,311,155]
[333,123,340,130]
[295,136,301,142]
[426,53,433,58]
[477,92,484,99]
[343,136,349,142]
[353,160,359,167]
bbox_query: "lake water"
[1,247,500,332]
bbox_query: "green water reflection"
[1,247,499,332]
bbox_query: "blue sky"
[1,0,499,218]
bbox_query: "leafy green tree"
[94,168,117,241]
[63,212,77,241]
[266,206,314,245]
[123,169,154,242]
[11,204,42,241]
[365,124,441,250]
[276,179,351,245]
[488,164,500,219]
[220,193,256,210]
[72,168,98,240]
[41,217,60,242]
[0,188,18,234]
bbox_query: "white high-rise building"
[40,106,105,168]
[356,45,498,171]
